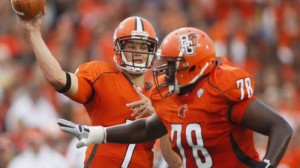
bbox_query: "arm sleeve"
[230,96,256,124]
[68,62,94,104]
[214,61,256,124]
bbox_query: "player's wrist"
[87,126,106,144]
[255,159,274,168]
[27,29,41,37]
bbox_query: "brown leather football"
[11,0,45,19]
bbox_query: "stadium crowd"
[0,0,299,167]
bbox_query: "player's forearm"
[160,135,183,168]
[263,120,293,166]
[106,119,153,143]
[27,30,66,89]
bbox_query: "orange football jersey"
[151,58,260,168]
[69,61,155,168]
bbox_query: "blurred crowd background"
[0,0,300,168]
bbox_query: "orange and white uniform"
[69,61,155,168]
[151,59,260,168]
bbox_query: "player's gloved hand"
[255,159,274,168]
[57,118,106,148]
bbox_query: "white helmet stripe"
[135,17,144,31]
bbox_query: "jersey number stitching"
[171,124,212,168]
[121,119,137,168]
[236,77,253,100]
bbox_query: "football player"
[19,9,182,168]
[58,27,293,168]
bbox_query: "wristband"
[87,126,106,144]
[56,72,71,93]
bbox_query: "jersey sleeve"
[214,61,255,103]
[230,96,255,124]
[70,61,109,104]
[70,63,93,104]
[212,60,256,124]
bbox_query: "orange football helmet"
[113,16,158,74]
[153,27,217,98]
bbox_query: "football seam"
[11,0,25,16]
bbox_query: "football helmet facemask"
[113,16,158,74]
[153,27,217,98]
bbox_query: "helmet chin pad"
[120,66,147,74]
[114,54,151,74]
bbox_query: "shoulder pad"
[209,60,255,102]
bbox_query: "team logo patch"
[178,104,188,118]
[197,88,204,98]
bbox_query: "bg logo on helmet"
[178,33,199,56]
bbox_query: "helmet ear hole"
[189,65,196,73]
[120,41,126,49]
[149,43,155,52]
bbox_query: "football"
[11,0,45,19]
